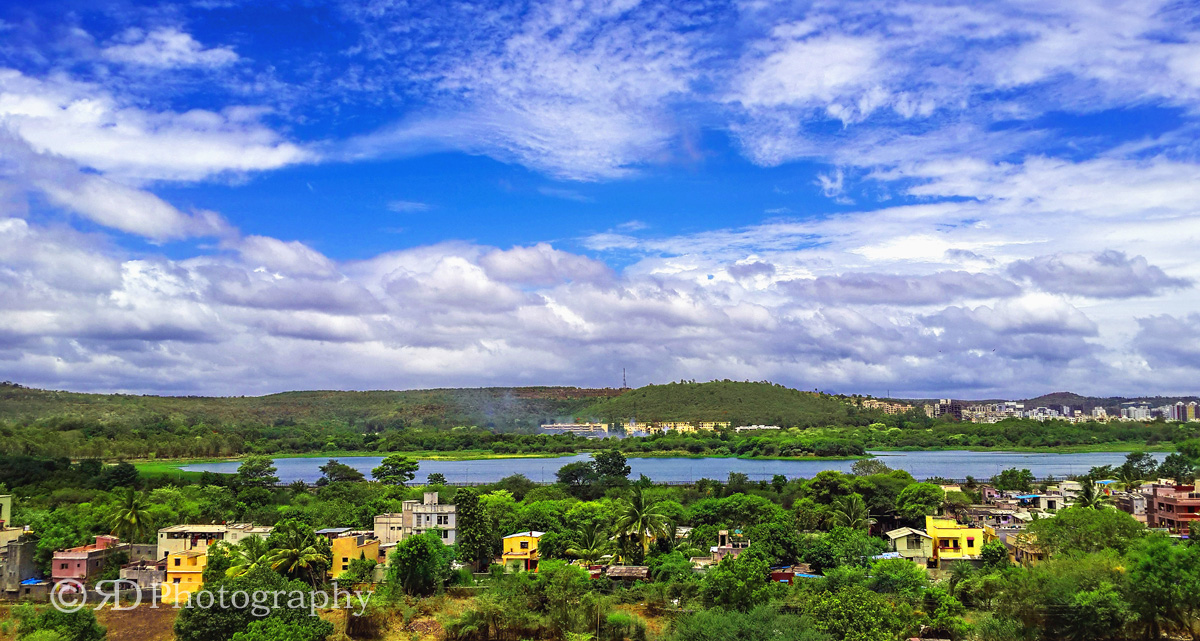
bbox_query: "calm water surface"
[181,450,1160,484]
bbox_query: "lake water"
[180,450,1160,484]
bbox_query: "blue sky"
[2,0,1200,397]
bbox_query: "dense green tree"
[16,608,105,641]
[895,483,944,522]
[385,531,453,597]
[667,605,830,641]
[1073,481,1113,509]
[264,519,329,586]
[174,565,329,641]
[1158,452,1197,484]
[316,459,365,485]
[565,522,614,565]
[992,468,1034,492]
[980,540,1009,568]
[794,585,904,641]
[1125,534,1200,640]
[97,461,140,490]
[371,454,418,486]
[1027,507,1144,556]
[867,557,928,601]
[454,488,495,570]
[593,449,631,479]
[235,456,279,488]
[850,459,891,476]
[701,548,774,611]
[426,472,447,485]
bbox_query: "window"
[174,559,181,566]
[60,563,67,570]
[173,578,181,584]
[907,538,922,550]
[441,530,448,539]
[437,515,448,525]
[342,565,348,571]
[967,539,975,548]
[520,541,529,550]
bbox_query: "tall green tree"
[224,536,271,579]
[386,531,453,597]
[565,522,614,566]
[371,454,418,486]
[109,488,155,542]
[829,494,873,530]
[235,455,279,488]
[1073,481,1113,509]
[615,486,672,556]
[454,488,495,570]
[701,548,774,612]
[264,519,329,587]
[992,468,1034,492]
[316,459,365,485]
[896,483,944,522]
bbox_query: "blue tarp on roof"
[20,578,44,585]
[1015,494,1040,499]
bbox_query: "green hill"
[0,383,615,433]
[580,380,853,428]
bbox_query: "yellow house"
[658,422,697,433]
[330,534,381,579]
[697,422,731,430]
[163,551,206,604]
[502,531,543,572]
[925,516,983,567]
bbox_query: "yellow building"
[163,551,206,604]
[925,516,983,567]
[697,422,731,430]
[658,422,697,433]
[329,534,381,579]
[502,531,543,572]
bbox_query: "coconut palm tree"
[265,519,329,586]
[109,488,155,542]
[1117,465,1142,494]
[565,522,613,566]
[225,535,271,578]
[830,494,875,530]
[1073,481,1112,509]
[614,487,672,556]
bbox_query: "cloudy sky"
[1,0,1199,398]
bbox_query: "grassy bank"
[871,443,1173,454]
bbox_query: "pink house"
[52,535,129,584]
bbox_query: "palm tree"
[614,487,672,556]
[266,544,328,587]
[565,523,613,566]
[265,521,329,586]
[1073,481,1112,509]
[225,536,271,578]
[1117,466,1142,494]
[830,494,875,530]
[109,489,154,542]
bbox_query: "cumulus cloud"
[781,271,1020,305]
[0,69,312,182]
[479,243,612,286]
[1009,250,1191,298]
[101,28,239,68]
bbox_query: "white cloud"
[387,200,431,213]
[101,27,239,69]
[0,69,313,182]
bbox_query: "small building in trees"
[502,531,543,572]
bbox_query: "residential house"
[0,535,42,598]
[119,559,166,591]
[884,527,933,566]
[0,495,24,548]
[1114,491,1147,524]
[925,516,983,568]
[374,492,457,546]
[711,530,750,563]
[696,422,731,430]
[1146,484,1200,534]
[502,531,543,572]
[51,535,129,584]
[157,523,272,558]
[163,551,207,604]
[324,532,381,579]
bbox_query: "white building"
[374,492,457,545]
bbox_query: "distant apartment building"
[657,421,697,433]
[931,399,963,421]
[1146,484,1200,534]
[539,422,609,437]
[697,421,731,430]
[374,492,456,545]
[156,523,272,558]
[861,399,913,414]
[1092,407,1108,419]
[734,424,781,432]
[52,535,129,584]
[1121,404,1151,420]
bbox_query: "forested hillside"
[582,380,855,427]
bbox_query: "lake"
[180,450,1160,484]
